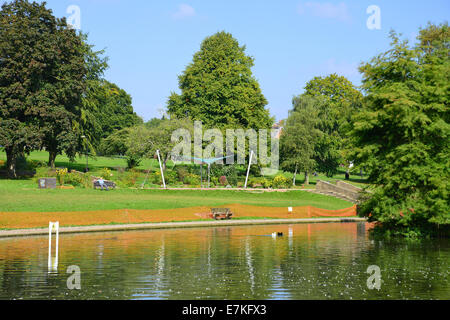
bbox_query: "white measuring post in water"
[156,150,166,189]
[48,221,59,273]
[244,150,254,189]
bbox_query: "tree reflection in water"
[0,222,448,300]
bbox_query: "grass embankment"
[0,151,359,230]
[0,180,355,230]
[0,180,351,212]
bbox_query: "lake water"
[0,222,448,300]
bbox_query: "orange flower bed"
[0,204,357,230]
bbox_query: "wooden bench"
[211,208,233,220]
[93,179,116,190]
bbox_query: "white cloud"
[298,2,351,22]
[172,4,196,20]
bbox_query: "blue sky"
[3,0,449,121]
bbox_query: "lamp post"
[81,135,88,173]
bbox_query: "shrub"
[119,169,140,187]
[248,177,264,188]
[210,163,224,178]
[166,170,178,184]
[66,171,89,188]
[126,155,141,169]
[100,168,113,180]
[272,175,291,189]
[176,166,189,182]
[223,165,238,186]
[211,176,219,187]
[247,177,273,188]
[261,178,273,189]
[219,176,228,186]
[184,173,201,186]
[153,170,178,185]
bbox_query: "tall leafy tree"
[128,118,193,170]
[97,127,141,168]
[79,40,141,158]
[86,80,142,144]
[350,24,449,237]
[280,95,322,185]
[77,34,108,160]
[167,31,273,130]
[0,0,87,174]
[303,74,362,176]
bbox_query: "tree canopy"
[280,95,322,185]
[167,31,273,130]
[350,23,449,237]
[0,0,87,174]
[299,74,362,177]
[84,79,142,147]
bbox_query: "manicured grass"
[0,150,359,214]
[0,178,351,212]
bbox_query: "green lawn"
[0,178,352,212]
[0,150,360,212]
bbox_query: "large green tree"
[280,95,322,185]
[0,0,87,175]
[303,74,363,177]
[97,127,141,169]
[350,23,449,237]
[84,80,142,146]
[76,37,141,161]
[126,118,193,171]
[167,31,273,130]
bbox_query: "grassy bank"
[0,150,358,214]
[0,179,351,212]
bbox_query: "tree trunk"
[293,164,298,186]
[304,171,309,185]
[5,148,17,179]
[48,151,57,169]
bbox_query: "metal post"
[208,164,210,188]
[156,150,166,189]
[244,150,254,189]
[200,159,203,189]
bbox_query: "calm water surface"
[0,222,448,300]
